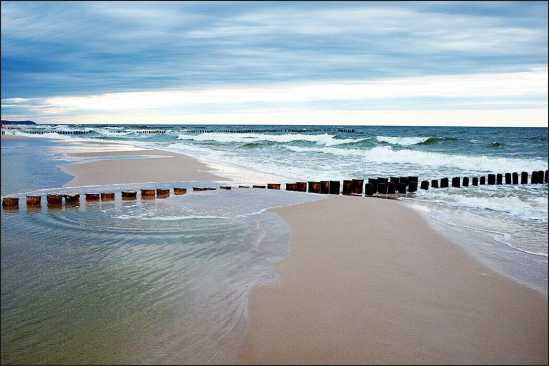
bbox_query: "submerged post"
[47,194,63,207]
[121,191,137,200]
[156,188,170,198]
[26,195,41,208]
[141,189,156,199]
[65,193,80,206]
[2,197,19,209]
[174,187,187,195]
[521,172,528,184]
[452,177,460,188]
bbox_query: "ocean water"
[1,124,548,362]
[1,140,323,363]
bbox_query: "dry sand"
[241,196,548,364]
[61,148,223,186]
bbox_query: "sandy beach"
[241,197,548,364]
[3,136,548,364]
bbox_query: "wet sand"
[241,196,548,364]
[60,145,223,186]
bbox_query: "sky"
[1,1,548,126]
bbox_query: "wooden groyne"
[2,169,548,210]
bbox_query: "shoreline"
[3,135,548,364]
[241,196,548,364]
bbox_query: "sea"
[1,124,548,363]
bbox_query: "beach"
[1,135,548,364]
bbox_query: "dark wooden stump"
[377,182,388,194]
[351,179,364,195]
[329,181,340,194]
[156,188,170,198]
[296,182,307,192]
[342,180,353,195]
[545,170,548,183]
[320,181,330,194]
[2,197,19,209]
[397,182,407,194]
[308,182,322,193]
[431,179,439,188]
[387,182,396,194]
[496,174,503,185]
[364,182,376,196]
[141,189,156,199]
[121,191,137,200]
[505,173,511,184]
[253,185,266,189]
[65,193,80,206]
[512,173,518,185]
[220,186,232,190]
[480,176,486,185]
[521,172,528,184]
[26,195,42,207]
[462,177,469,187]
[452,177,460,188]
[174,188,187,195]
[420,181,429,190]
[86,193,100,201]
[267,184,280,190]
[488,174,496,185]
[47,194,63,206]
[440,178,449,188]
[472,177,478,186]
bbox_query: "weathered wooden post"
[431,179,439,188]
[253,185,266,189]
[141,189,156,199]
[512,173,518,185]
[26,195,41,208]
[488,174,496,185]
[452,177,460,188]
[101,192,115,201]
[238,185,250,189]
[420,180,429,190]
[157,188,170,198]
[86,193,100,202]
[351,179,364,195]
[342,180,353,195]
[285,183,296,191]
[267,183,281,190]
[364,182,375,196]
[440,178,449,188]
[521,172,528,184]
[408,178,418,192]
[505,173,512,184]
[479,176,486,185]
[537,170,545,184]
[462,177,469,187]
[65,193,80,206]
[47,194,63,207]
[2,197,19,209]
[174,187,187,195]
[377,182,388,194]
[296,182,307,192]
[390,177,400,185]
[320,181,330,194]
[329,181,340,194]
[472,177,478,186]
[496,174,503,185]
[220,186,232,190]
[121,191,137,200]
[545,170,548,183]
[308,182,322,193]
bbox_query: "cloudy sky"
[1,1,548,125]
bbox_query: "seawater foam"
[283,145,546,174]
[176,132,365,146]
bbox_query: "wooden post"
[174,188,187,195]
[253,185,266,189]
[390,177,399,185]
[86,193,100,201]
[512,173,518,185]
[472,177,478,186]
[496,174,503,185]
[220,186,232,190]
[452,177,460,188]
[141,189,156,199]
[545,170,548,183]
[351,179,364,195]
[285,183,296,191]
[365,182,375,196]
[440,178,449,188]
[329,181,340,194]
[538,170,545,184]
[65,193,80,206]
[101,192,115,201]
[26,195,41,207]
[505,173,512,184]
[320,181,330,194]
[387,182,396,194]
[342,180,353,195]
[267,183,281,190]
[308,182,322,193]
[47,194,63,207]
[521,172,528,184]
[488,174,496,185]
[121,191,137,200]
[377,182,388,194]
[480,176,486,185]
[462,177,469,187]
[296,182,307,192]
[156,188,170,198]
[420,180,429,190]
[2,197,19,209]
[239,185,250,189]
[431,179,439,188]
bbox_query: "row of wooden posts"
[2,170,548,210]
[187,128,355,134]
